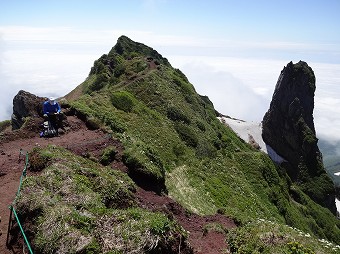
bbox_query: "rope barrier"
[7,150,34,254]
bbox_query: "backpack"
[40,120,57,137]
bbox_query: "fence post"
[6,208,13,247]
[10,206,34,254]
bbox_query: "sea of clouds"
[1,27,340,145]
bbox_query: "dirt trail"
[0,116,236,254]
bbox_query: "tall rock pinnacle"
[262,61,336,213]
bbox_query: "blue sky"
[2,0,339,42]
[1,0,340,142]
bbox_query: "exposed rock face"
[11,90,44,130]
[262,61,317,170]
[262,61,336,213]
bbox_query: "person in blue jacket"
[43,97,61,116]
[43,97,62,135]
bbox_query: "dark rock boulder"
[11,90,45,130]
[262,61,336,213]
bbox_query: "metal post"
[6,207,13,247]
[11,207,33,254]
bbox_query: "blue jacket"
[43,101,61,115]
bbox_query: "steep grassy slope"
[19,36,340,252]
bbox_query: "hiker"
[43,97,62,135]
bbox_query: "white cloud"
[2,47,96,96]
[170,56,340,142]
[0,33,15,119]
[315,116,340,141]
[312,62,340,142]
[175,61,269,121]
[1,26,340,144]
[168,55,284,89]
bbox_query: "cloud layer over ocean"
[1,27,340,142]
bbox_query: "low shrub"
[87,73,108,93]
[110,91,136,112]
[174,122,198,148]
[29,147,53,172]
[167,105,191,124]
[100,146,117,166]
[0,119,11,132]
[122,141,166,193]
[85,116,102,130]
[287,241,315,254]
[114,63,126,77]
[195,139,217,158]
[196,120,206,131]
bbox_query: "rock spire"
[262,61,336,213]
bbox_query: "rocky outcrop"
[262,61,336,213]
[11,90,44,130]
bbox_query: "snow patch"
[219,116,286,163]
[336,199,340,217]
[334,172,340,176]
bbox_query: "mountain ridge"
[1,35,340,253]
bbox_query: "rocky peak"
[11,90,44,130]
[262,61,317,167]
[262,61,336,213]
[110,35,171,66]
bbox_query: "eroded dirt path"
[0,116,236,254]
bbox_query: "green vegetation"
[16,146,187,253]
[292,61,316,93]
[20,36,340,252]
[73,36,339,243]
[319,139,340,187]
[293,113,335,211]
[100,146,117,166]
[110,91,137,113]
[0,119,11,132]
[29,147,54,171]
[228,219,340,254]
